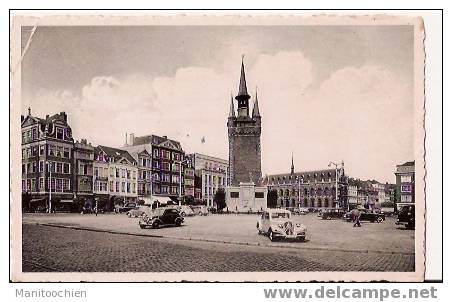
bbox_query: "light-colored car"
[178,205,195,217]
[297,207,309,215]
[127,206,152,218]
[191,205,209,216]
[257,209,307,242]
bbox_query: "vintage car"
[127,206,152,218]
[191,205,209,216]
[321,209,347,220]
[257,209,307,242]
[344,210,386,223]
[178,205,195,217]
[293,207,309,215]
[116,202,138,213]
[395,204,415,229]
[139,208,184,229]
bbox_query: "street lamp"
[328,161,344,209]
[46,161,52,213]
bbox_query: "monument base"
[225,182,267,213]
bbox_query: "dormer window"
[56,127,64,140]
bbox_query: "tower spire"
[291,152,294,175]
[229,93,236,118]
[236,56,250,100]
[252,87,261,117]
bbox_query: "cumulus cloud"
[23,51,413,183]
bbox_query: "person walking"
[352,209,361,227]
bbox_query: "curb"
[32,222,414,256]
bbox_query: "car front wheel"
[269,229,276,242]
[377,217,384,223]
[152,221,160,229]
[175,220,181,227]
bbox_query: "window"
[162,174,170,182]
[63,163,70,174]
[48,145,55,156]
[172,163,180,172]
[153,148,159,158]
[22,164,26,174]
[401,175,412,183]
[27,148,31,158]
[255,192,264,198]
[109,180,113,191]
[153,160,160,169]
[39,161,44,172]
[121,182,125,192]
[31,146,37,157]
[39,178,44,190]
[56,128,64,139]
[172,153,179,161]
[230,192,239,198]
[63,147,70,158]
[172,175,180,183]
[56,162,62,173]
[116,181,119,192]
[162,150,170,159]
[22,132,26,143]
[161,185,168,194]
[171,186,178,195]
[39,145,45,156]
[22,149,26,159]
[162,162,170,171]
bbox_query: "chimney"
[163,135,167,139]
[46,115,49,120]
[129,133,135,145]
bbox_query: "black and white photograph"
[10,13,427,282]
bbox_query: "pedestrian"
[352,209,361,227]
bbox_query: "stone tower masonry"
[227,59,262,186]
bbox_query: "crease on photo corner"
[11,24,37,75]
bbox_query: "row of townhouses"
[21,109,221,212]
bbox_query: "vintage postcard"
[10,13,426,282]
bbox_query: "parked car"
[293,207,309,215]
[127,206,151,218]
[321,209,347,220]
[257,209,307,242]
[395,204,415,229]
[116,202,138,213]
[191,205,209,216]
[139,208,184,229]
[178,205,195,217]
[344,210,386,223]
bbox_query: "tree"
[214,188,226,211]
[267,189,278,208]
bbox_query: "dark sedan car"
[115,202,138,213]
[321,209,347,220]
[139,208,184,229]
[395,205,415,229]
[345,210,386,223]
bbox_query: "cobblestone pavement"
[23,212,415,253]
[22,224,415,272]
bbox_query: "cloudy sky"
[21,25,414,183]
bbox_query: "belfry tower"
[227,59,262,186]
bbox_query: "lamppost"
[46,161,52,213]
[328,160,344,209]
[176,158,190,207]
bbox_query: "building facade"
[264,165,347,209]
[21,109,74,212]
[124,134,188,203]
[395,161,415,203]
[347,178,359,209]
[73,139,94,205]
[188,153,228,206]
[227,60,262,186]
[93,145,138,209]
